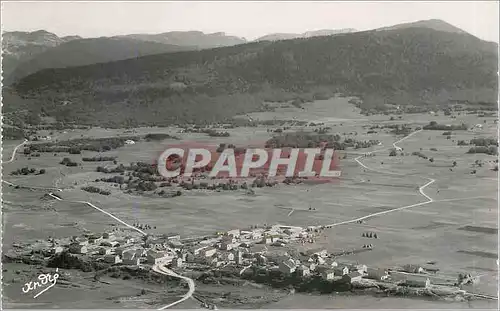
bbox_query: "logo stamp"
[21,268,59,298]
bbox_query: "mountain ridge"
[11,26,497,128]
[256,28,357,42]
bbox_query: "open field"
[2,97,498,308]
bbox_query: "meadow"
[2,96,498,308]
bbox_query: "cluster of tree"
[467,146,498,155]
[144,133,180,141]
[27,136,141,153]
[157,190,183,197]
[97,175,125,184]
[47,251,93,272]
[82,156,117,162]
[96,164,126,174]
[215,143,246,155]
[313,127,331,134]
[81,185,111,195]
[206,130,230,137]
[411,151,428,160]
[442,131,452,136]
[469,137,498,147]
[10,167,45,175]
[60,157,78,167]
[362,232,378,238]
[423,121,468,131]
[265,132,381,151]
[457,140,469,146]
[135,181,157,192]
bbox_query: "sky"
[2,1,499,42]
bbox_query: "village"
[7,221,481,302]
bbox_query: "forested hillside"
[10,27,498,127]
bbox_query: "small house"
[403,264,424,274]
[227,229,241,238]
[334,266,349,276]
[404,277,431,288]
[102,232,115,240]
[125,140,135,145]
[165,233,181,241]
[168,240,184,249]
[104,255,122,264]
[69,243,87,254]
[147,251,165,264]
[51,246,64,254]
[219,252,235,262]
[202,248,217,257]
[342,271,363,283]
[100,240,119,247]
[296,265,311,277]
[256,254,267,265]
[99,247,113,255]
[279,259,297,274]
[366,268,388,281]
[74,236,89,246]
[171,257,184,268]
[321,269,335,280]
[219,242,234,251]
[191,245,209,256]
[122,250,141,266]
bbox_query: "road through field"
[3,139,28,163]
[322,129,438,228]
[152,262,196,310]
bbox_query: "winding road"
[320,129,436,228]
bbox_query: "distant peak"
[377,19,467,35]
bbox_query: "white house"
[321,269,335,280]
[334,266,349,276]
[123,250,141,265]
[104,255,122,264]
[296,265,311,277]
[202,248,217,257]
[366,268,389,281]
[171,257,184,268]
[51,246,64,254]
[219,252,235,262]
[279,259,297,274]
[227,229,241,238]
[99,247,113,255]
[147,251,165,264]
[125,140,136,145]
[69,243,87,254]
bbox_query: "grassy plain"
[2,96,498,308]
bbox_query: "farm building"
[69,243,87,254]
[104,255,122,264]
[404,277,431,288]
[366,268,389,281]
[342,271,363,283]
[321,269,335,281]
[279,259,297,274]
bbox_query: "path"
[321,130,436,228]
[152,262,196,310]
[3,139,28,164]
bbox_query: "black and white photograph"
[1,1,499,309]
